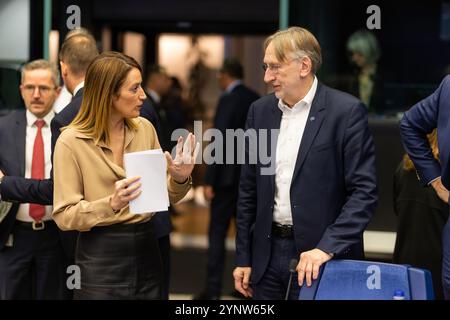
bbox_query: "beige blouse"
[52,117,191,232]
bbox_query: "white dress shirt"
[147,89,161,103]
[16,110,55,222]
[52,85,72,113]
[225,80,242,93]
[273,76,318,225]
[52,81,84,113]
[72,81,84,97]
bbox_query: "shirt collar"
[73,81,84,97]
[26,109,55,127]
[278,76,318,113]
[74,118,140,150]
[148,89,161,103]
[225,80,242,93]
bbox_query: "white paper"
[124,149,169,214]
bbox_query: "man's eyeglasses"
[262,63,282,73]
[262,58,301,74]
[23,85,56,95]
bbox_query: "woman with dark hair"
[52,51,198,299]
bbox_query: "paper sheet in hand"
[124,149,169,214]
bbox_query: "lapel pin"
[310,116,315,121]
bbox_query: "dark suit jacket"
[400,75,450,189]
[143,91,178,153]
[204,84,260,189]
[0,111,28,250]
[235,83,378,284]
[140,94,162,141]
[139,97,171,238]
[50,88,84,152]
[0,165,53,204]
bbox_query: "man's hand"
[203,185,214,201]
[0,170,4,179]
[297,248,333,287]
[431,177,449,203]
[233,267,253,298]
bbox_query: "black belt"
[272,222,293,238]
[15,220,56,231]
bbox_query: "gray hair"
[346,30,381,64]
[264,26,322,74]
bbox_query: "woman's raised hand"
[165,133,200,183]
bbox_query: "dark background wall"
[290,0,450,84]
[45,0,450,87]
[52,0,278,39]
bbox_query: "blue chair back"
[298,260,434,300]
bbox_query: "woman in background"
[346,30,385,113]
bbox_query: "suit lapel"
[14,112,27,176]
[145,90,157,106]
[291,83,327,183]
[74,87,84,99]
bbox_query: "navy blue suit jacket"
[204,84,260,188]
[0,111,28,250]
[400,76,450,189]
[140,95,162,141]
[50,88,84,152]
[236,83,378,284]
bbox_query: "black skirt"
[74,219,162,300]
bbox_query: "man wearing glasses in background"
[233,27,378,299]
[0,60,67,299]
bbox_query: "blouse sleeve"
[52,139,116,231]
